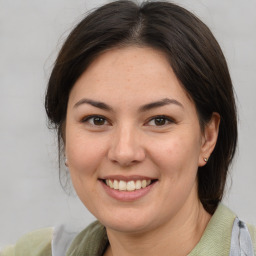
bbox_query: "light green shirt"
[2,204,256,256]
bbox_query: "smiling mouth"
[101,179,157,192]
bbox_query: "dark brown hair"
[45,0,237,214]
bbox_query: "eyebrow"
[139,98,184,112]
[73,98,113,111]
[73,97,183,112]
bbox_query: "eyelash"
[81,115,175,127]
[146,115,175,127]
[81,115,110,126]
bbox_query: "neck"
[105,201,211,256]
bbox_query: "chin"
[105,220,152,234]
[96,208,159,234]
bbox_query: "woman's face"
[65,46,214,233]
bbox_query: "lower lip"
[100,181,156,202]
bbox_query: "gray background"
[0,0,255,247]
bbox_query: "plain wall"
[0,0,255,247]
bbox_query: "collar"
[66,204,237,256]
[189,203,236,256]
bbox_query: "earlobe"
[198,112,220,167]
[65,158,69,167]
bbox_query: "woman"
[2,0,255,255]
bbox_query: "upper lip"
[100,175,158,181]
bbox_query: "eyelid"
[145,115,175,126]
[81,115,111,125]
[80,114,175,127]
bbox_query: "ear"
[198,112,220,167]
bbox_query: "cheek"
[65,131,108,207]
[65,130,107,177]
[150,133,201,175]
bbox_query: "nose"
[107,124,146,167]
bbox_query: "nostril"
[107,132,146,166]
[108,147,146,167]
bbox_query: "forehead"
[68,46,191,108]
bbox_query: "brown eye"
[83,115,108,126]
[147,116,174,127]
[154,118,167,126]
[92,117,106,125]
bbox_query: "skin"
[65,46,220,256]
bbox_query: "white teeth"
[105,179,152,191]
[119,180,126,191]
[135,180,142,189]
[142,180,147,188]
[109,180,114,188]
[113,180,119,190]
[127,181,136,191]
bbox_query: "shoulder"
[247,223,256,254]
[0,222,106,256]
[219,204,256,255]
[189,203,256,256]
[66,221,108,256]
[1,227,53,256]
